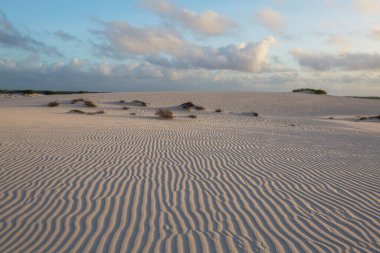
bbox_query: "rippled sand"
[0,92,379,252]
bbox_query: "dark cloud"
[0,11,62,57]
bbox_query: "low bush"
[132,100,147,106]
[68,109,85,114]
[122,106,130,110]
[215,108,222,113]
[84,100,96,107]
[292,88,327,95]
[188,115,197,118]
[47,101,59,107]
[155,109,174,119]
[180,102,205,110]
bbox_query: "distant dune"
[0,92,379,252]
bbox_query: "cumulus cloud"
[140,0,236,36]
[0,12,62,57]
[91,21,187,58]
[92,21,276,73]
[256,8,285,34]
[291,49,380,71]
[353,0,380,13]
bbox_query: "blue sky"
[1,0,380,95]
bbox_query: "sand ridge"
[0,92,379,252]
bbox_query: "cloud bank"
[291,49,380,71]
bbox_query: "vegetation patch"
[122,106,130,110]
[84,100,97,107]
[188,115,197,119]
[179,102,205,110]
[215,109,222,113]
[68,109,86,114]
[47,101,59,107]
[155,109,174,119]
[132,100,147,107]
[71,98,85,104]
[292,88,327,95]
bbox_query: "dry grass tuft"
[71,98,84,104]
[188,115,197,118]
[68,109,85,114]
[84,100,96,107]
[122,106,130,110]
[155,109,174,119]
[48,101,59,107]
[180,102,205,110]
[132,100,147,106]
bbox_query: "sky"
[1,0,380,96]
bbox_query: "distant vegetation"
[349,96,380,100]
[0,89,102,95]
[292,88,327,95]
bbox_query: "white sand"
[0,92,379,252]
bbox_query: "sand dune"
[0,92,379,252]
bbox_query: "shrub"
[87,110,105,115]
[250,112,259,117]
[188,115,197,118]
[84,100,96,107]
[292,88,327,95]
[119,100,125,103]
[48,101,59,107]
[71,98,84,104]
[369,115,380,119]
[155,109,174,119]
[215,108,222,113]
[180,102,205,110]
[130,112,137,115]
[68,109,85,114]
[122,106,130,110]
[132,100,147,106]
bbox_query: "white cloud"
[371,26,380,40]
[92,21,277,73]
[256,8,285,34]
[291,49,380,71]
[327,36,352,52]
[140,0,236,36]
[353,0,380,13]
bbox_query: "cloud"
[353,0,380,13]
[91,21,187,58]
[92,21,276,73]
[140,0,236,36]
[291,49,380,71]
[256,8,285,34]
[326,36,352,52]
[371,26,380,40]
[0,11,62,57]
[54,31,79,42]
